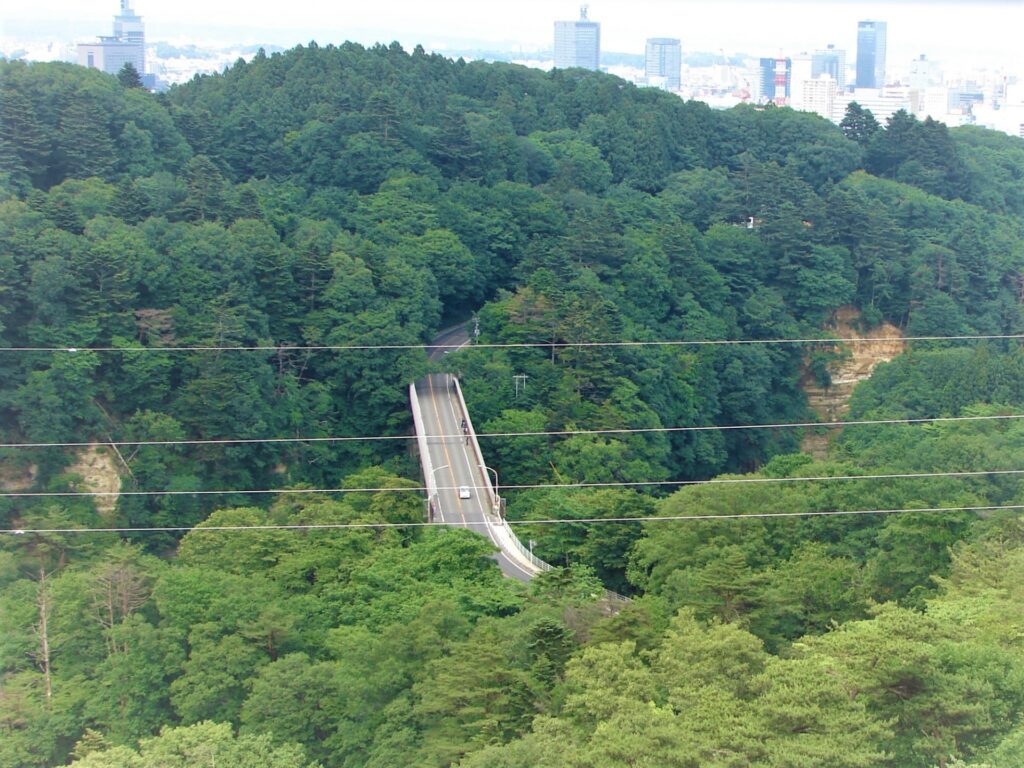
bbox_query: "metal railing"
[449,374,498,511]
[417,374,633,605]
[504,527,553,572]
[408,382,437,500]
[503,531,632,604]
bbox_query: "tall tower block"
[554,6,601,71]
[78,0,146,78]
[856,20,887,88]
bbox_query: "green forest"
[2,42,1024,767]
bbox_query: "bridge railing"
[408,381,437,504]
[502,530,632,604]
[503,528,552,572]
[430,373,632,605]
[450,374,498,511]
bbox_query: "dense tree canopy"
[3,42,1024,768]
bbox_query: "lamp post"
[482,465,500,514]
[429,464,449,523]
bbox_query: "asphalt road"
[428,321,471,362]
[413,373,539,582]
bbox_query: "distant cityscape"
[552,6,1023,139]
[3,1,1022,139]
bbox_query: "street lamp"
[481,465,500,514]
[429,464,449,522]
[430,463,450,488]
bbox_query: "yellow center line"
[437,378,538,581]
[427,376,468,527]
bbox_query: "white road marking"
[426,377,467,527]
[440,376,537,581]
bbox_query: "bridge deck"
[412,373,543,582]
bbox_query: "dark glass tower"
[645,38,681,89]
[813,44,846,91]
[856,20,887,88]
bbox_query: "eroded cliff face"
[801,306,906,458]
[65,445,122,517]
[2,444,122,517]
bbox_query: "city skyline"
[4,1,1022,72]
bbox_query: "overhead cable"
[1,466,1022,499]
[2,502,1020,536]
[0,332,1021,354]
[2,412,1021,450]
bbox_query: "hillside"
[2,44,1024,767]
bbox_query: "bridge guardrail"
[427,373,632,605]
[503,530,631,604]
[408,382,437,503]
[504,528,552,572]
[450,374,498,511]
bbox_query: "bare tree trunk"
[105,576,118,656]
[92,548,150,656]
[35,564,53,705]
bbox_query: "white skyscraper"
[789,54,814,111]
[554,6,601,71]
[801,76,840,121]
[78,0,146,78]
[908,55,943,90]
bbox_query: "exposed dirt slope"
[801,306,906,458]
[66,445,122,518]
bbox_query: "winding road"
[411,373,544,583]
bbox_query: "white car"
[458,486,472,499]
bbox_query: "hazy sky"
[4,0,1022,70]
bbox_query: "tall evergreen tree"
[839,101,881,147]
[116,62,144,90]
[58,98,117,181]
[0,89,52,187]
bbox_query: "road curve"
[413,373,542,582]
[428,321,471,362]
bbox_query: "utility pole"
[472,315,480,343]
[513,374,528,398]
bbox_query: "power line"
[2,466,1023,499]
[0,332,1021,354]
[2,502,1019,536]
[3,412,1021,450]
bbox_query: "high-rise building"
[789,53,814,111]
[856,20,887,89]
[78,0,146,79]
[554,6,601,71]
[812,44,846,91]
[801,76,840,121]
[645,38,681,90]
[845,88,910,126]
[908,54,943,90]
[758,57,791,105]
